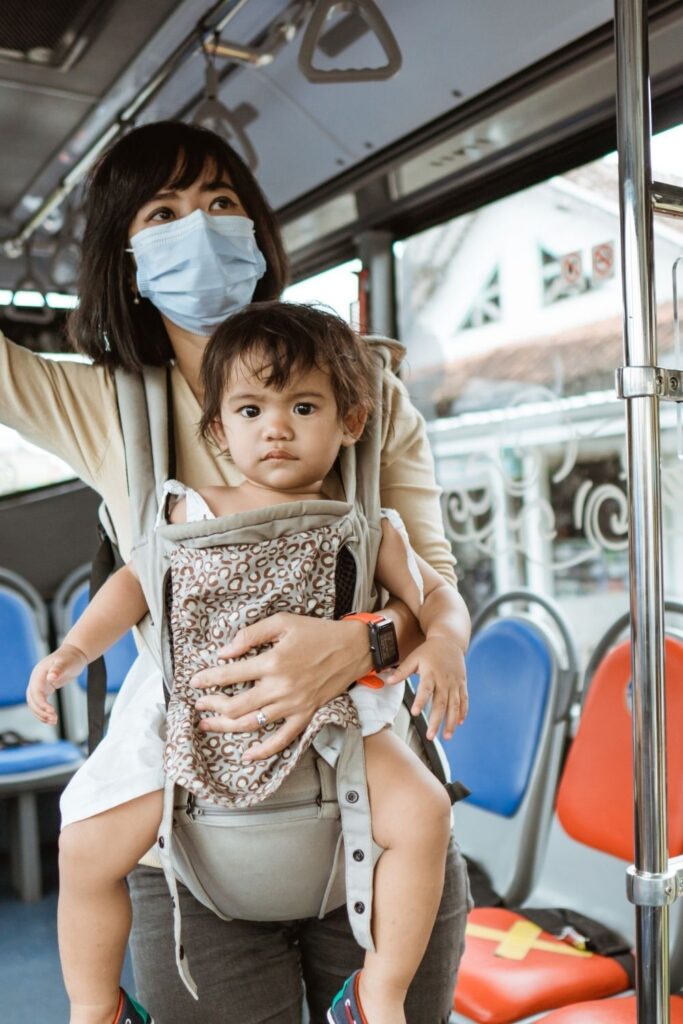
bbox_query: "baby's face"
[216,355,359,494]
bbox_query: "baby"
[27,301,469,1024]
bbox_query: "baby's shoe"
[112,988,154,1024]
[326,970,367,1023]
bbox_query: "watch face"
[376,620,399,667]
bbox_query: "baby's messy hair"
[199,301,379,440]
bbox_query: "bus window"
[395,127,683,660]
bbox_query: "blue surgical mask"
[130,210,267,336]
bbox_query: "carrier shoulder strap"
[114,364,175,539]
[86,364,175,753]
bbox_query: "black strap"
[86,526,120,753]
[402,686,471,804]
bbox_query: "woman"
[1,121,470,1023]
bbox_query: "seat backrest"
[450,601,577,904]
[527,634,683,986]
[0,568,55,742]
[53,564,138,744]
[557,636,683,862]
[67,581,138,694]
[455,619,553,816]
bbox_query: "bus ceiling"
[1,0,683,295]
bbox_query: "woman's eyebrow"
[145,181,237,203]
[200,179,238,193]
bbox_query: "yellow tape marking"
[466,921,593,960]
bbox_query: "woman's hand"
[26,643,88,725]
[193,612,373,760]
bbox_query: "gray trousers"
[128,836,471,1024]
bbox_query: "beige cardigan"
[0,331,456,583]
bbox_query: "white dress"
[60,484,419,828]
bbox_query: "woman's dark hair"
[199,301,378,441]
[68,121,289,371]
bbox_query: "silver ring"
[255,710,269,728]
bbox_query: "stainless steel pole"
[614,1,670,1022]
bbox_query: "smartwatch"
[342,612,400,688]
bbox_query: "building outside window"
[395,125,683,660]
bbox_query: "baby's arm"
[26,563,148,725]
[375,518,470,740]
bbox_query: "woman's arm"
[0,331,115,488]
[26,564,148,724]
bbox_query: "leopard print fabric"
[163,522,360,809]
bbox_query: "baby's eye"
[238,405,260,418]
[294,403,315,416]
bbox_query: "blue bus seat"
[448,591,579,906]
[52,564,138,746]
[0,568,83,901]
[452,610,683,1024]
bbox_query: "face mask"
[130,210,267,336]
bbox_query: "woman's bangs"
[165,138,234,194]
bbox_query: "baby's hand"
[26,644,88,725]
[385,637,468,741]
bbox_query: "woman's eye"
[238,406,260,418]
[147,206,175,223]
[210,195,238,212]
[294,403,315,416]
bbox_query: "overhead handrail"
[5,243,54,325]
[298,0,402,83]
[194,39,259,170]
[0,0,254,259]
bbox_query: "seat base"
[454,908,630,1024]
[537,993,683,1022]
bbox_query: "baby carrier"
[93,342,463,997]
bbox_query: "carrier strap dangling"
[85,523,121,753]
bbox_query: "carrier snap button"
[353,849,364,862]
[354,901,365,914]
[158,836,165,848]
[346,790,359,804]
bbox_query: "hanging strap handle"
[298,0,402,83]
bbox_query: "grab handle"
[298,0,402,83]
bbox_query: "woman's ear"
[340,407,368,447]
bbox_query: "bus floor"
[0,847,135,1024]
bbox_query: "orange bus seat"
[453,907,629,1023]
[557,638,683,861]
[536,993,683,1022]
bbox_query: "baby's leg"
[58,790,163,1024]
[360,730,452,1024]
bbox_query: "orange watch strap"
[342,612,384,624]
[342,613,387,688]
